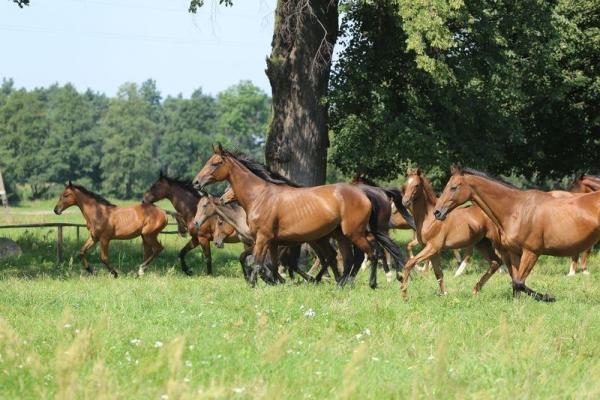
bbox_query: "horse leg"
[79,236,97,274]
[407,233,419,258]
[430,254,447,295]
[238,248,253,282]
[269,246,286,284]
[581,247,591,275]
[337,236,356,287]
[248,237,274,287]
[455,246,472,277]
[382,250,394,283]
[567,255,578,276]
[137,234,163,276]
[400,243,438,300]
[198,237,212,275]
[99,240,118,278]
[513,250,554,302]
[471,239,502,294]
[179,237,199,276]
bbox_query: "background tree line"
[0,79,270,201]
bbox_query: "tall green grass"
[0,202,599,399]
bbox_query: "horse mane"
[221,149,304,188]
[72,184,116,207]
[162,174,201,198]
[351,174,380,187]
[461,168,519,189]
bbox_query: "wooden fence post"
[56,226,63,263]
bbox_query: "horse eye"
[211,162,222,167]
[450,186,458,191]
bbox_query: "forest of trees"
[0,79,270,201]
[3,0,599,200]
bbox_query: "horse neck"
[464,175,520,230]
[216,203,252,240]
[167,185,198,222]
[74,191,109,227]
[226,159,270,211]
[411,180,438,232]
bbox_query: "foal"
[400,169,502,299]
[54,182,167,277]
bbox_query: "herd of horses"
[53,144,600,302]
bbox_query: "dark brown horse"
[193,145,405,288]
[142,173,240,275]
[400,169,502,298]
[54,181,167,277]
[434,167,600,302]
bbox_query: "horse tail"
[382,188,416,230]
[363,191,406,271]
[163,209,188,237]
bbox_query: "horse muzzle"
[54,206,62,215]
[433,208,448,221]
[193,176,212,191]
[214,241,224,249]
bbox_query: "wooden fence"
[0,222,183,263]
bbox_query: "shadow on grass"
[0,229,244,279]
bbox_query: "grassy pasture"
[0,201,599,399]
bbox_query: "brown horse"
[195,188,342,283]
[193,145,405,287]
[142,172,239,275]
[433,167,600,302]
[399,169,502,298]
[390,201,465,273]
[54,181,167,277]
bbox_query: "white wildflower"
[232,387,245,394]
[185,360,192,368]
[130,338,141,346]
[304,309,316,318]
[154,341,163,348]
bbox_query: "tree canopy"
[0,79,270,200]
[329,0,599,185]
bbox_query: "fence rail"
[0,222,183,263]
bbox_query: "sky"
[0,0,276,97]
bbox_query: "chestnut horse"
[143,173,239,276]
[433,167,600,302]
[399,169,502,298]
[54,181,167,277]
[193,145,406,287]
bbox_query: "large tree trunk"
[265,0,339,186]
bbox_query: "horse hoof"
[437,291,448,297]
[183,269,193,277]
[567,271,576,277]
[112,272,118,278]
[582,270,590,276]
[542,293,556,302]
[471,288,479,296]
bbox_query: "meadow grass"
[0,203,599,399]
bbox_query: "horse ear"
[416,168,422,176]
[159,169,164,178]
[68,180,73,187]
[213,143,224,154]
[450,165,462,175]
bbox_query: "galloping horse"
[54,181,168,277]
[433,167,600,302]
[143,172,240,276]
[193,145,406,287]
[399,169,502,298]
